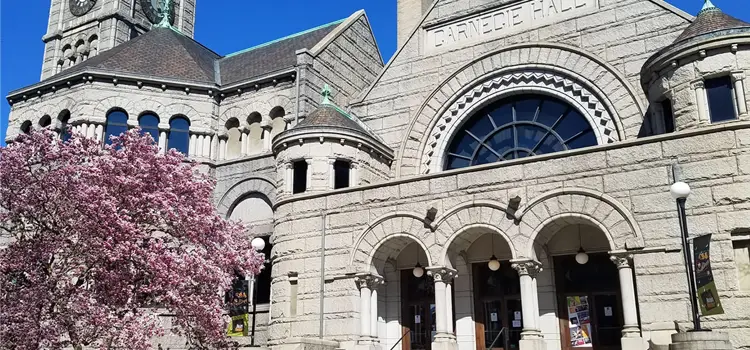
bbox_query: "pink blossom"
[0,130,263,349]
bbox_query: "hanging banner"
[225,277,249,336]
[693,234,724,316]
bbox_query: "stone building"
[5,0,750,349]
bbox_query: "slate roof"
[48,27,221,85]
[40,20,342,87]
[674,2,750,43]
[219,21,340,86]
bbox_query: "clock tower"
[40,0,197,80]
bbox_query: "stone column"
[210,135,218,160]
[285,163,294,193]
[328,159,336,189]
[610,254,644,350]
[94,125,103,143]
[262,124,272,151]
[197,135,205,157]
[189,134,197,156]
[80,123,88,137]
[511,260,542,337]
[158,131,167,153]
[351,162,360,186]
[86,123,96,138]
[202,135,211,158]
[355,273,384,346]
[219,138,227,160]
[305,159,313,192]
[240,131,248,156]
[427,267,458,350]
[693,81,709,123]
[732,72,747,116]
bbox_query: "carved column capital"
[511,260,543,278]
[426,267,457,283]
[609,253,634,270]
[731,71,746,82]
[354,273,384,290]
[692,80,705,89]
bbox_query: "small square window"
[660,99,675,133]
[705,76,737,123]
[292,160,308,194]
[334,160,351,189]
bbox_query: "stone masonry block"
[712,182,750,205]
[604,167,669,192]
[679,157,738,182]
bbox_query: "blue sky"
[1,0,749,146]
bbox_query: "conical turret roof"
[674,0,750,43]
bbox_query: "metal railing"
[389,330,410,350]
[486,327,507,350]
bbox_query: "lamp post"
[670,181,701,331]
[250,237,267,346]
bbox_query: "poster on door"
[567,296,592,347]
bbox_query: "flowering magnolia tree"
[0,130,263,349]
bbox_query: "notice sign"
[227,314,248,337]
[693,234,724,316]
[425,0,599,51]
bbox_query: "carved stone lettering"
[426,0,599,51]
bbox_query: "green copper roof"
[224,18,345,58]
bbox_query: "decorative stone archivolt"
[216,176,277,217]
[424,69,619,173]
[395,43,645,177]
[517,187,645,257]
[349,212,433,269]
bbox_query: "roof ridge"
[222,17,346,58]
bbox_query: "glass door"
[473,262,521,350]
[402,270,436,350]
[554,254,623,350]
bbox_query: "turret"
[641,0,750,133]
[272,86,394,198]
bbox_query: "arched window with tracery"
[168,116,190,154]
[445,94,598,170]
[105,109,129,145]
[225,118,242,160]
[247,112,263,155]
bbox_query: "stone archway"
[216,176,277,217]
[396,42,646,176]
[349,212,433,273]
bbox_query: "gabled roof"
[47,27,221,85]
[674,0,750,43]
[219,20,342,86]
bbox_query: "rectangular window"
[333,160,351,189]
[292,160,308,194]
[705,76,737,123]
[734,238,750,291]
[661,99,675,133]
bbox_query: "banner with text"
[693,234,724,316]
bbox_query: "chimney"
[397,0,431,47]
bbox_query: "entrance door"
[473,262,522,350]
[555,254,623,350]
[402,270,436,350]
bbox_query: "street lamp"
[670,181,701,331]
[250,237,267,345]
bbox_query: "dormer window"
[333,160,351,189]
[705,76,737,123]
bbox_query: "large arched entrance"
[532,217,625,350]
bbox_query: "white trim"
[425,70,617,174]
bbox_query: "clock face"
[69,0,96,16]
[140,0,175,25]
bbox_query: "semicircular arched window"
[168,116,191,154]
[139,113,160,143]
[105,110,129,145]
[445,94,598,170]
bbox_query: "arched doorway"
[532,219,624,350]
[444,227,518,350]
[361,234,433,350]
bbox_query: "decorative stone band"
[609,253,633,270]
[426,267,458,282]
[511,259,543,278]
[423,69,618,174]
[354,273,385,290]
